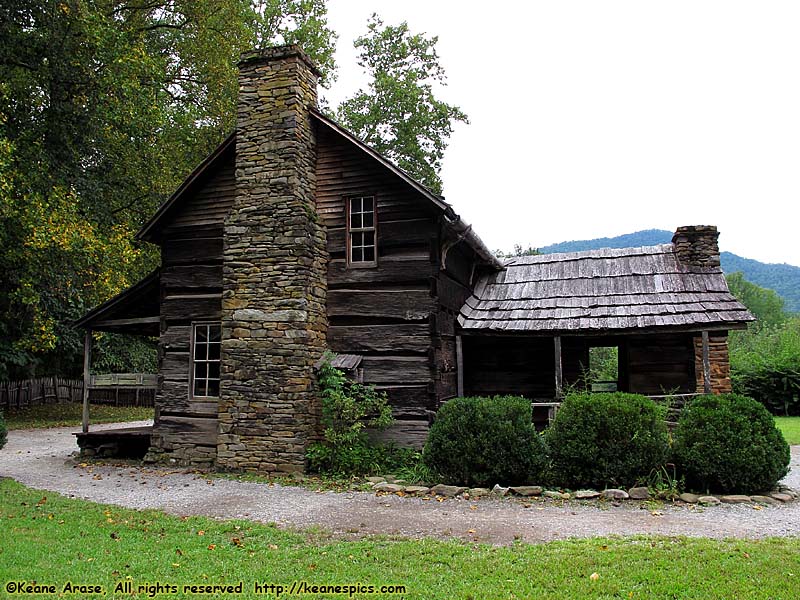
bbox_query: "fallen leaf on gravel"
[467,529,476,534]
[470,505,477,510]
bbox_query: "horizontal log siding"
[627,333,696,395]
[317,126,438,438]
[150,160,231,465]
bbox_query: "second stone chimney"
[672,225,721,269]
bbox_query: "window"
[347,195,376,266]
[588,345,619,392]
[192,323,221,397]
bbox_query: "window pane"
[195,326,208,343]
[363,246,375,262]
[352,246,363,262]
[351,212,362,229]
[194,362,207,380]
[194,341,206,361]
[206,380,219,397]
[208,362,220,379]
[362,211,373,228]
[362,196,374,212]
[350,196,361,214]
[209,326,221,342]
[198,379,208,397]
[208,343,220,361]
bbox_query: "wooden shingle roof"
[458,244,754,333]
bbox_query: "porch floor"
[74,426,152,459]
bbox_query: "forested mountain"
[539,229,800,312]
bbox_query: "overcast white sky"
[324,1,800,266]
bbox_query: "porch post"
[554,335,563,399]
[455,335,464,397]
[81,330,92,433]
[701,330,711,394]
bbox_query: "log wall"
[627,333,696,395]
[316,125,440,447]
[145,156,233,467]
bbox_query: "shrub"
[0,411,6,451]
[423,395,546,487]
[672,394,790,494]
[544,392,669,489]
[306,358,393,475]
[730,318,800,416]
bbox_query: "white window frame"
[191,322,221,398]
[346,195,377,268]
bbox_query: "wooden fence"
[0,374,157,411]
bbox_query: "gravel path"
[2,422,798,544]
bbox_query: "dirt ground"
[2,421,798,545]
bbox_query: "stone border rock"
[366,476,799,508]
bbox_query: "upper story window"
[347,195,376,267]
[192,323,221,397]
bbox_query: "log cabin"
[76,45,754,472]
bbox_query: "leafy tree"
[0,0,335,378]
[335,14,467,194]
[726,272,788,329]
[726,272,799,414]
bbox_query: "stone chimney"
[672,225,721,269]
[218,46,328,474]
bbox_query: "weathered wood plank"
[327,257,435,286]
[367,419,429,449]
[161,351,189,383]
[156,416,218,446]
[328,324,431,353]
[159,382,218,418]
[162,236,223,265]
[161,325,192,352]
[161,265,223,290]
[327,290,435,320]
[374,385,433,418]
[436,273,471,312]
[361,355,431,384]
[162,294,221,323]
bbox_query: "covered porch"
[73,270,160,456]
[455,328,728,428]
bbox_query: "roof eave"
[135,132,237,244]
[74,269,160,331]
[310,109,503,270]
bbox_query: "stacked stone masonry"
[694,334,733,395]
[218,46,328,473]
[672,225,721,269]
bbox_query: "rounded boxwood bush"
[423,395,546,487]
[545,392,669,489]
[672,394,790,494]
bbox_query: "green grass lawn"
[775,416,800,445]
[2,403,152,430]
[1,479,799,599]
